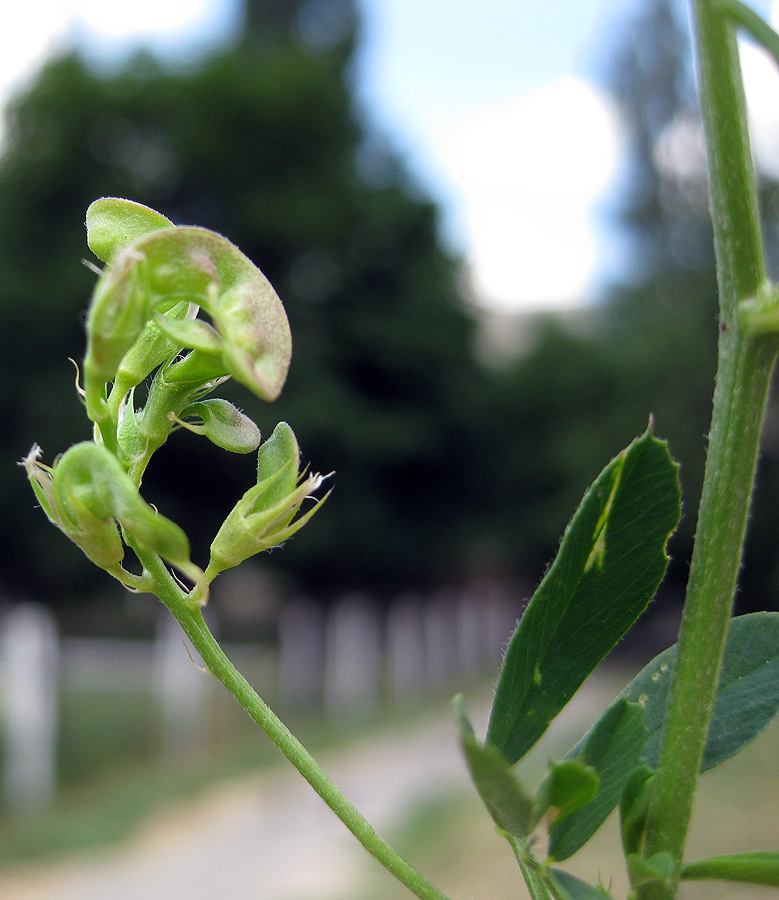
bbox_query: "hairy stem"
[639,2,779,897]
[133,545,451,900]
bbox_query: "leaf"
[681,851,779,886]
[619,765,654,857]
[548,868,614,900]
[532,759,599,830]
[454,696,533,840]
[626,852,675,888]
[548,698,647,861]
[623,611,779,771]
[486,428,680,764]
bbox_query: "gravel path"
[0,680,615,900]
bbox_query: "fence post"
[323,594,382,716]
[1,603,59,812]
[386,594,426,703]
[154,610,211,756]
[278,598,326,710]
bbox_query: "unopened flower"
[23,442,205,597]
[205,422,329,581]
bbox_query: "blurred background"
[2,0,779,896]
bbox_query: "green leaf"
[626,851,674,888]
[454,696,533,840]
[681,851,779,886]
[619,765,654,857]
[486,428,680,764]
[548,698,647,861]
[532,759,599,830]
[548,868,613,900]
[623,611,779,771]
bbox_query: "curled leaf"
[106,226,291,402]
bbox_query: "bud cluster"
[24,198,327,606]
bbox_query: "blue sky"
[3,0,779,310]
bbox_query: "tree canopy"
[5,0,778,618]
[0,0,487,605]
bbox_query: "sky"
[1,0,779,312]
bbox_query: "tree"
[596,0,779,610]
[0,0,485,606]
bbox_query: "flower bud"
[23,444,124,572]
[175,399,261,454]
[205,423,329,581]
[111,299,192,402]
[23,442,204,595]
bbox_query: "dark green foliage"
[486,430,680,764]
[681,851,779,886]
[549,698,647,861]
[0,0,484,602]
[548,869,613,900]
[622,611,779,771]
[455,696,532,841]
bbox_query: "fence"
[0,583,521,812]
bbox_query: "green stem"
[134,546,451,900]
[719,0,779,67]
[639,2,779,897]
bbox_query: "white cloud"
[72,0,214,38]
[439,77,622,311]
[0,5,70,105]
[740,6,779,179]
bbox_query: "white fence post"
[278,598,326,709]
[1,603,59,812]
[386,594,426,703]
[323,594,382,716]
[154,610,210,756]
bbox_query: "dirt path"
[0,681,614,900]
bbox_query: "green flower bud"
[86,197,173,264]
[161,349,229,386]
[153,313,223,355]
[23,442,205,596]
[174,399,261,454]
[205,423,329,581]
[23,444,124,572]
